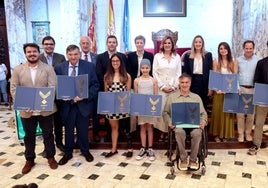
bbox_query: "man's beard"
[27,56,39,64]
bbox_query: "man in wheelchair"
[163,73,207,170]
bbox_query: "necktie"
[71,66,77,76]
[47,56,52,66]
[84,54,88,61]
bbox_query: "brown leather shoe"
[22,161,35,174]
[48,157,58,169]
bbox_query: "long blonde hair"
[189,35,206,59]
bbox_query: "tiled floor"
[0,107,268,188]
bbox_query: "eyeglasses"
[111,60,120,63]
[43,43,54,46]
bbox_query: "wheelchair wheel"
[170,166,175,175]
[201,165,206,175]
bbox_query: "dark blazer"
[127,51,154,88]
[96,51,127,91]
[40,52,66,67]
[183,52,213,90]
[54,60,99,118]
[81,52,98,65]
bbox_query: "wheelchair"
[166,126,208,175]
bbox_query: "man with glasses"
[40,36,66,152]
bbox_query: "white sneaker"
[247,145,259,155]
[148,148,155,161]
[136,148,147,160]
[238,134,244,142]
[189,161,198,170]
[245,134,252,141]
[179,160,188,171]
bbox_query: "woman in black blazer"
[183,35,213,110]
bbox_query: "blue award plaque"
[209,70,238,93]
[223,93,254,114]
[14,86,54,111]
[97,91,131,114]
[253,83,268,106]
[56,74,88,99]
[171,102,200,128]
[130,93,162,116]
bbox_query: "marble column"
[233,0,268,58]
[4,0,27,70]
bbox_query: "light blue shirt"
[45,53,53,66]
[237,55,259,86]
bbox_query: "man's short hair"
[23,43,40,53]
[66,44,80,53]
[134,35,146,43]
[242,40,255,49]
[106,35,117,44]
[42,36,55,45]
[179,73,192,81]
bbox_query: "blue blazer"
[54,60,99,118]
[89,52,98,65]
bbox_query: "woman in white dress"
[153,36,182,141]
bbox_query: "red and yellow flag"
[88,1,97,53]
[107,0,115,35]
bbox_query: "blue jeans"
[0,79,7,103]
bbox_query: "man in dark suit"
[55,45,99,165]
[127,35,154,88]
[96,35,127,91]
[40,36,66,152]
[79,36,100,142]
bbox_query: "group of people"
[9,34,268,174]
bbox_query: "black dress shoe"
[58,155,73,165]
[83,152,94,162]
[56,143,65,152]
[105,150,118,158]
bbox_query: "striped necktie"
[71,66,77,76]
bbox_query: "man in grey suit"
[79,36,100,142]
[10,43,58,174]
[40,36,66,152]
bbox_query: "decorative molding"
[31,21,50,47]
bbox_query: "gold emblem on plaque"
[149,97,159,111]
[39,91,51,105]
[188,105,197,123]
[76,79,85,96]
[242,96,252,109]
[118,94,128,108]
[225,76,235,90]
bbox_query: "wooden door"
[0,7,11,79]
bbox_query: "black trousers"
[21,114,55,161]
[53,110,64,144]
